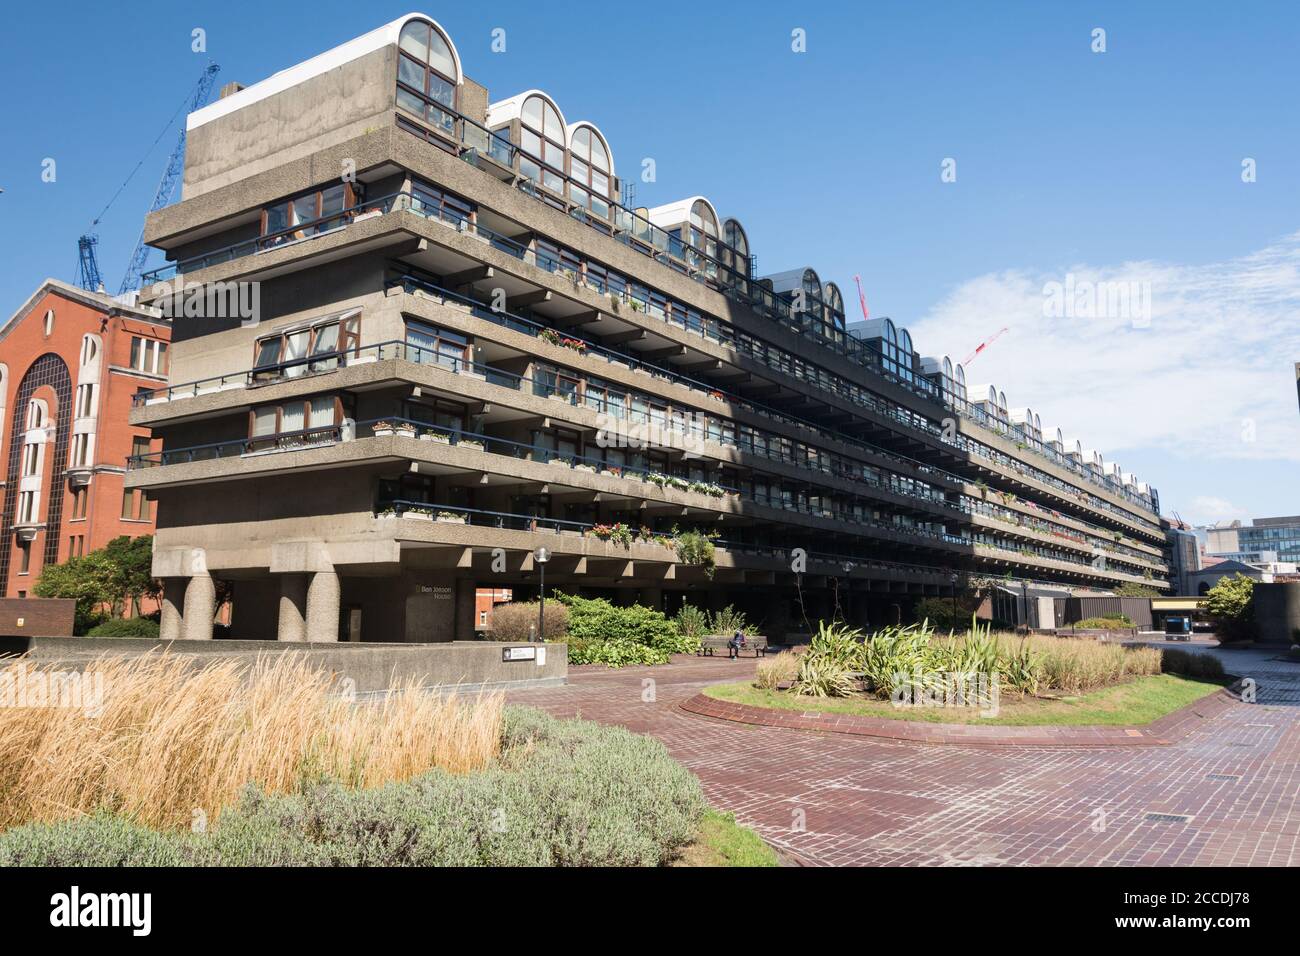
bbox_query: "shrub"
[86,616,161,639]
[913,596,979,632]
[1074,615,1133,629]
[671,529,716,577]
[1205,574,1256,643]
[0,653,503,831]
[709,604,749,636]
[674,604,709,647]
[793,621,866,697]
[489,601,569,642]
[0,708,707,868]
[754,650,799,689]
[557,593,693,664]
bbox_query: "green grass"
[674,810,779,867]
[704,673,1227,727]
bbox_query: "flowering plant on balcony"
[708,390,725,401]
[539,328,562,346]
[457,437,484,450]
[422,428,452,442]
[602,465,622,477]
[436,511,467,523]
[589,522,633,546]
[688,480,724,497]
[645,472,669,487]
[560,336,587,352]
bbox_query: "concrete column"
[276,574,308,642]
[182,573,216,641]
[306,569,340,642]
[454,578,477,642]
[159,578,186,642]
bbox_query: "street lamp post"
[949,571,959,629]
[533,546,550,642]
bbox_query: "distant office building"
[1188,558,1299,594]
[0,280,169,597]
[1162,516,1201,595]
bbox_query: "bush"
[754,651,799,689]
[709,604,749,636]
[674,605,708,649]
[86,617,161,639]
[488,601,569,642]
[671,529,716,577]
[557,593,693,664]
[913,596,979,632]
[0,708,707,868]
[1205,574,1256,643]
[1074,615,1133,629]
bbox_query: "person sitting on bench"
[728,629,746,660]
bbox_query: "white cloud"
[908,233,1300,467]
[1183,495,1249,526]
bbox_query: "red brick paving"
[508,652,1300,866]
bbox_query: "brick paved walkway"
[507,647,1300,866]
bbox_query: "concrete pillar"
[454,578,477,642]
[306,569,340,642]
[160,578,186,642]
[182,573,216,641]
[275,574,308,642]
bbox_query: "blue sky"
[1,0,1297,525]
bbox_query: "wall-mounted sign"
[502,646,537,662]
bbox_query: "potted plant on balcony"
[422,428,452,443]
[573,461,596,473]
[539,328,562,347]
[458,436,485,450]
[393,421,417,439]
[405,506,434,521]
[560,336,587,353]
[600,464,622,478]
[436,511,467,524]
[372,420,396,437]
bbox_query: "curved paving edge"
[679,687,1241,749]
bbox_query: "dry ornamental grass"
[0,651,503,831]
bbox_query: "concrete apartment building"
[0,281,168,597]
[126,13,1170,642]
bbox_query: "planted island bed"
[706,621,1230,728]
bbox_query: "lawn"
[704,673,1227,726]
[676,810,779,867]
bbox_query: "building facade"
[0,281,169,597]
[127,14,1170,643]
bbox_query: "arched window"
[723,218,750,291]
[569,124,612,219]
[396,18,459,135]
[898,328,915,384]
[519,95,566,195]
[824,282,845,330]
[80,335,98,366]
[955,363,967,401]
[688,200,719,277]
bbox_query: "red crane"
[962,327,1009,366]
[852,275,869,321]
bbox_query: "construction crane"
[852,274,869,321]
[75,62,220,294]
[962,327,1009,366]
[119,62,221,294]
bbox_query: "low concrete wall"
[22,637,567,696]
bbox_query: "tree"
[1204,573,1256,643]
[101,535,160,616]
[33,553,116,634]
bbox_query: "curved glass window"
[519,95,566,195]
[569,125,611,220]
[824,282,845,330]
[688,201,719,278]
[723,219,750,292]
[396,19,459,136]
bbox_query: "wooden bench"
[698,635,768,657]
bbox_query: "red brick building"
[0,280,170,597]
[475,588,513,631]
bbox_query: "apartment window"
[121,488,151,522]
[687,200,719,276]
[479,611,488,627]
[253,313,359,381]
[411,180,474,224]
[568,125,612,219]
[396,18,459,135]
[18,491,38,524]
[534,238,582,279]
[70,486,87,520]
[248,395,343,450]
[26,400,44,430]
[262,183,357,242]
[130,337,168,376]
[131,436,151,459]
[21,443,39,477]
[404,396,466,433]
[518,94,566,195]
[18,543,30,574]
[75,383,95,417]
[70,433,91,468]
[404,321,469,370]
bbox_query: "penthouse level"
[129,13,1169,643]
